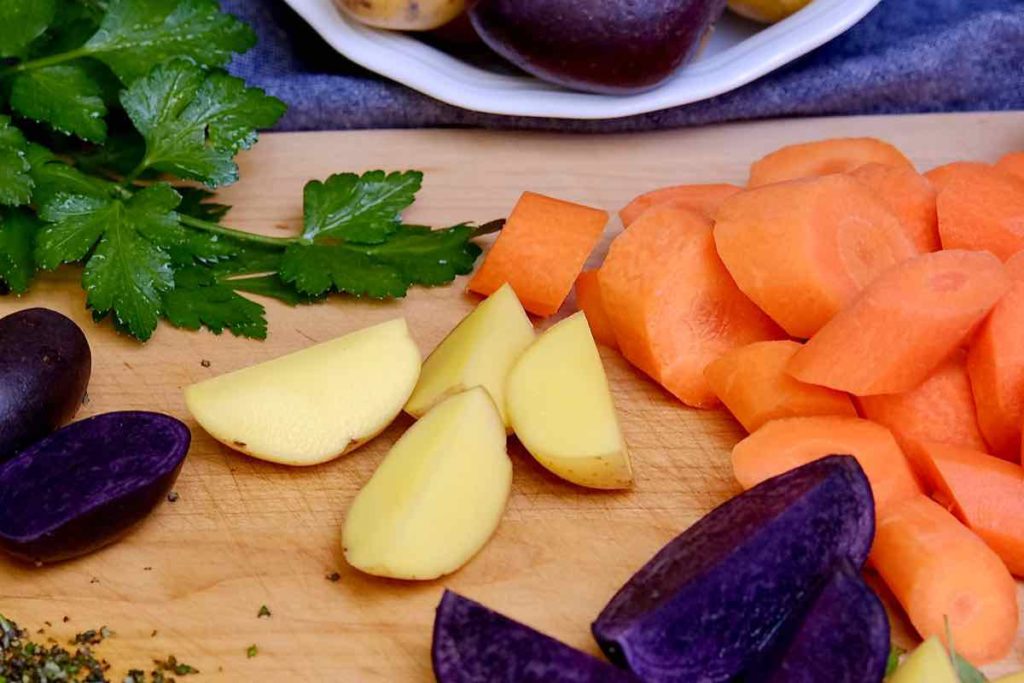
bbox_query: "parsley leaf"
[0,209,38,293]
[26,143,114,206]
[10,64,108,142]
[122,60,286,187]
[162,267,267,339]
[302,171,423,244]
[177,187,230,223]
[884,644,905,677]
[229,274,307,306]
[84,0,256,84]
[0,0,57,58]
[0,117,33,207]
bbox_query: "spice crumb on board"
[325,572,341,582]
[167,491,179,503]
[200,360,211,368]
[257,605,271,619]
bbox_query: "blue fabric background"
[222,0,1024,132]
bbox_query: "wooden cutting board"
[3,112,1023,681]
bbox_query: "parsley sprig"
[0,0,493,341]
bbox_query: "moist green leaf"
[177,187,230,223]
[206,242,284,277]
[26,143,116,206]
[72,128,147,177]
[162,266,267,339]
[228,274,306,306]
[84,0,256,84]
[302,171,423,244]
[0,117,34,207]
[366,224,481,284]
[122,60,286,187]
[0,208,38,293]
[36,193,116,268]
[0,0,57,57]
[27,0,106,56]
[10,65,108,142]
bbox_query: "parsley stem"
[179,215,295,249]
[1,47,92,77]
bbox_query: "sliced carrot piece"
[599,203,783,407]
[996,152,1024,182]
[1006,251,1024,281]
[967,282,1024,459]
[936,164,1024,260]
[705,340,856,433]
[468,192,607,317]
[731,416,921,515]
[872,495,1018,665]
[574,269,617,349]
[924,161,992,192]
[619,183,741,227]
[714,174,917,338]
[789,250,1010,396]
[748,137,914,187]
[901,439,1024,576]
[849,162,939,252]
[857,351,987,453]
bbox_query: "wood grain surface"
[2,112,1023,681]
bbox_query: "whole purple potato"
[0,411,191,564]
[468,0,729,94]
[0,308,91,463]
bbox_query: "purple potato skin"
[0,308,91,463]
[433,591,637,683]
[744,560,889,683]
[592,456,875,683]
[0,411,190,564]
[468,0,728,94]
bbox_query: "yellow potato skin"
[994,674,1024,683]
[335,0,466,31]
[888,637,958,683]
[728,0,812,24]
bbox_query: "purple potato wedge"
[744,560,890,683]
[0,308,91,463]
[433,590,636,683]
[0,412,190,564]
[592,455,875,683]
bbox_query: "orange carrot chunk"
[924,161,993,192]
[789,250,1010,396]
[1006,251,1024,281]
[714,174,917,338]
[872,495,1018,665]
[705,340,856,433]
[748,137,914,187]
[967,281,1024,459]
[936,164,1024,260]
[468,192,608,317]
[849,162,939,252]
[599,203,783,407]
[574,269,618,349]
[996,151,1024,182]
[619,183,740,227]
[731,416,921,515]
[857,351,988,453]
[901,439,1024,576]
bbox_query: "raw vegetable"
[0,411,190,563]
[788,250,1010,395]
[924,161,992,192]
[747,137,914,187]
[997,152,1024,181]
[592,456,874,682]
[967,281,1024,459]
[599,202,782,407]
[405,283,534,428]
[857,352,987,452]
[713,174,916,338]
[0,1,488,342]
[744,560,890,683]
[618,184,740,227]
[506,313,632,489]
[704,340,857,433]
[432,591,634,682]
[849,162,939,252]
[342,388,511,580]
[0,307,90,463]
[888,637,959,683]
[936,164,1024,260]
[901,439,1024,576]
[335,0,466,31]
[731,416,920,515]
[1006,250,1024,280]
[185,319,421,466]
[468,192,607,317]
[574,269,618,349]
[871,495,1018,665]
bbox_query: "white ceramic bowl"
[281,0,882,120]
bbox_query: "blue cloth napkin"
[222,0,1024,132]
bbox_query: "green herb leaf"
[10,65,108,142]
[885,644,906,677]
[302,171,423,244]
[84,0,256,84]
[0,209,38,293]
[0,117,34,207]
[121,59,286,187]
[27,0,106,56]
[177,187,230,223]
[246,644,258,659]
[228,274,306,306]
[162,267,267,340]
[0,0,57,57]
[26,143,115,206]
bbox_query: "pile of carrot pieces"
[468,140,1024,667]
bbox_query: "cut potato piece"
[343,387,511,580]
[185,319,420,466]
[406,283,534,427]
[888,637,958,683]
[507,312,632,489]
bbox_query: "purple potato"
[468,0,728,94]
[0,308,91,463]
[433,590,636,683]
[0,411,190,564]
[745,560,890,683]
[592,455,875,683]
